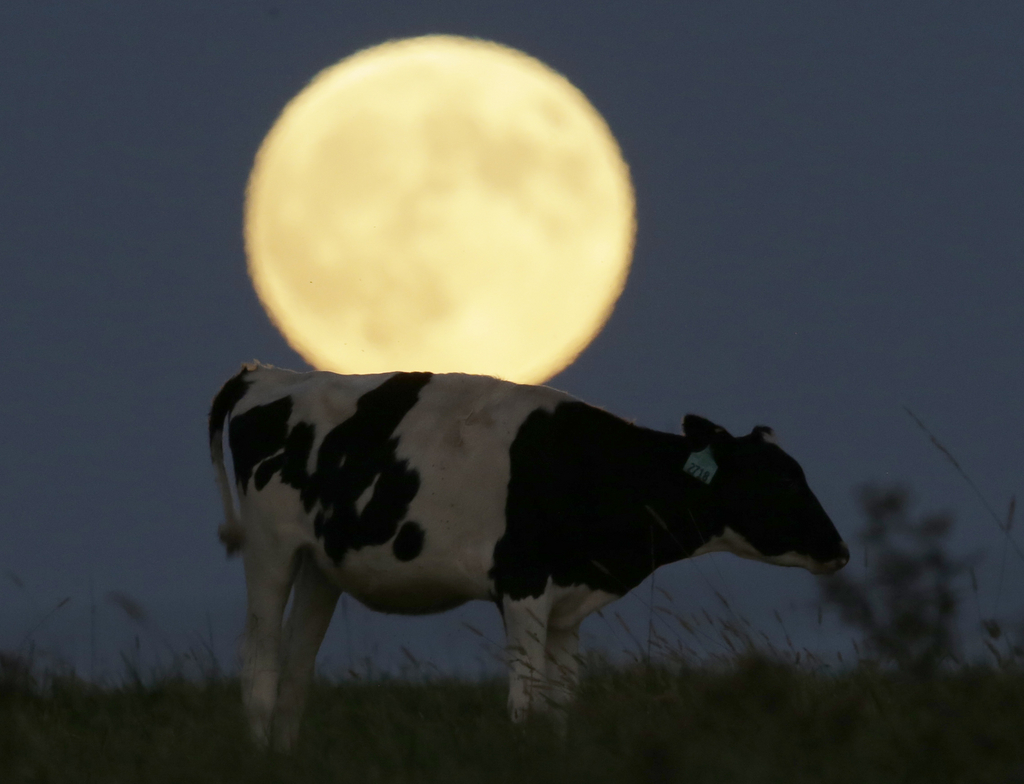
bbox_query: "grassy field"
[4,472,1022,783]
[3,654,1024,784]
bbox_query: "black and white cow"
[209,363,848,749]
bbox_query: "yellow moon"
[244,35,635,383]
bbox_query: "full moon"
[244,35,635,383]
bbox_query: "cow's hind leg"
[240,538,300,747]
[502,593,551,722]
[272,549,340,752]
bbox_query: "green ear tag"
[683,447,717,484]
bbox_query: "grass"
[3,416,1023,783]
[2,656,1024,783]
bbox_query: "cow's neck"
[633,435,724,569]
[579,424,724,587]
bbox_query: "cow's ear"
[682,414,731,447]
[752,425,779,445]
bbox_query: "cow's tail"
[208,364,256,556]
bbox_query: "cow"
[208,363,848,750]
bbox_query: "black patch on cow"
[229,372,433,564]
[208,367,253,447]
[494,402,846,601]
[306,372,431,562]
[229,396,293,491]
[392,521,425,561]
[253,421,315,491]
[494,402,706,601]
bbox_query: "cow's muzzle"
[818,541,850,575]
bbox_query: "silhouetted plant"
[0,650,35,696]
[821,485,972,677]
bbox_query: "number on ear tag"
[683,447,717,484]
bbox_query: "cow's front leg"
[545,622,581,711]
[502,593,551,722]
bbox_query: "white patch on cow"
[547,583,618,631]
[769,550,849,574]
[683,446,718,484]
[691,526,763,559]
[693,529,830,573]
[502,589,552,721]
[323,538,476,616]
[763,550,823,571]
[385,374,567,600]
[354,473,378,515]
[502,580,617,721]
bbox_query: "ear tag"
[683,447,718,484]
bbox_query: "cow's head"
[682,415,849,575]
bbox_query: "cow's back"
[232,367,395,425]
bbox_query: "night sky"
[2,1,1022,680]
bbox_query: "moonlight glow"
[244,35,635,383]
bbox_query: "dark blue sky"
[2,1,1022,679]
